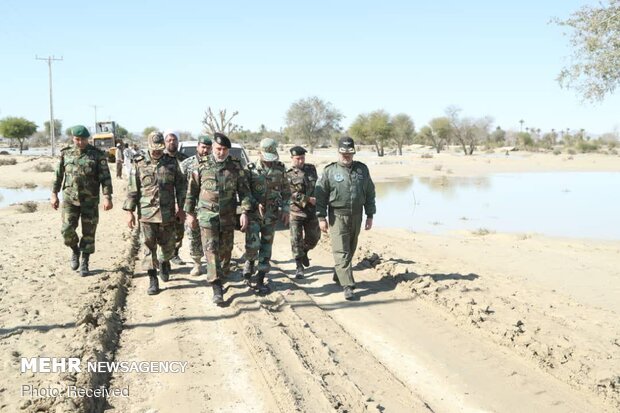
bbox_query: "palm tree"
[519,119,524,132]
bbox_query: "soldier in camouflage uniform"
[286,146,320,279]
[180,135,212,276]
[185,133,252,305]
[51,125,114,276]
[243,138,291,293]
[164,130,189,266]
[316,137,376,300]
[123,132,186,295]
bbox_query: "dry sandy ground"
[0,150,618,412]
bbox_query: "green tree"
[349,110,393,157]
[44,119,62,139]
[285,96,343,153]
[391,113,415,155]
[555,0,620,101]
[116,125,129,142]
[490,126,506,146]
[0,117,37,154]
[428,116,452,153]
[142,126,158,138]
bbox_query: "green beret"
[71,125,90,138]
[198,135,212,145]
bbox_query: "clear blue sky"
[1,0,618,136]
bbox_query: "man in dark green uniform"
[51,125,114,276]
[185,133,252,305]
[180,135,212,276]
[123,132,186,295]
[164,130,189,266]
[286,146,320,279]
[315,137,376,300]
[243,138,291,293]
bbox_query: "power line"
[35,55,63,156]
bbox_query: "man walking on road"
[286,146,320,279]
[51,125,114,276]
[315,137,376,300]
[243,138,291,294]
[164,130,189,266]
[123,132,186,295]
[180,135,212,276]
[185,133,252,305]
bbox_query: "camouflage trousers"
[174,218,184,253]
[186,224,203,261]
[290,215,321,259]
[61,200,99,254]
[200,224,235,283]
[142,222,176,271]
[245,217,277,273]
[329,212,363,288]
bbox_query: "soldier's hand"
[281,212,289,227]
[319,220,329,233]
[365,217,373,230]
[103,197,113,211]
[176,209,186,223]
[240,212,249,232]
[50,193,59,210]
[258,203,265,219]
[308,196,316,206]
[187,213,197,230]
[127,211,136,229]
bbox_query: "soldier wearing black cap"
[315,136,376,300]
[286,145,320,279]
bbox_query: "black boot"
[295,258,304,280]
[79,253,90,277]
[343,286,355,300]
[170,248,185,265]
[242,260,254,286]
[255,271,270,294]
[70,247,80,271]
[301,250,310,267]
[159,261,170,282]
[147,270,159,295]
[212,280,224,305]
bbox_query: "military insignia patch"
[100,159,107,166]
[334,173,344,182]
[143,176,152,185]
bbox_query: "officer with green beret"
[51,125,114,276]
[243,138,291,293]
[185,133,252,305]
[315,137,376,300]
[180,135,212,276]
[163,130,190,266]
[286,145,320,279]
[124,131,186,295]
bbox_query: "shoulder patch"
[324,162,336,170]
[60,145,72,152]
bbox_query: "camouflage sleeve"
[364,166,376,217]
[280,169,291,214]
[52,153,65,193]
[174,162,187,209]
[184,170,200,214]
[97,151,113,197]
[315,167,330,219]
[237,169,253,214]
[122,164,140,212]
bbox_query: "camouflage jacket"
[315,160,376,218]
[184,155,253,228]
[123,152,186,223]
[166,150,189,165]
[52,144,113,205]
[246,159,291,221]
[180,154,202,179]
[287,163,318,219]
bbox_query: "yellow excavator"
[92,121,118,162]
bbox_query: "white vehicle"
[178,141,250,167]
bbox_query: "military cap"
[213,132,231,148]
[338,136,356,154]
[147,131,165,151]
[290,146,307,156]
[260,138,279,161]
[198,135,212,145]
[70,125,90,138]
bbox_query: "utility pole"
[36,55,63,156]
[90,104,101,132]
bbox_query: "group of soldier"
[51,125,376,304]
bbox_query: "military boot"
[343,286,355,301]
[211,280,224,305]
[255,271,270,294]
[79,254,90,277]
[170,248,185,265]
[70,247,80,271]
[190,258,202,276]
[147,270,159,295]
[301,250,310,267]
[159,261,170,282]
[242,260,254,286]
[295,258,304,280]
